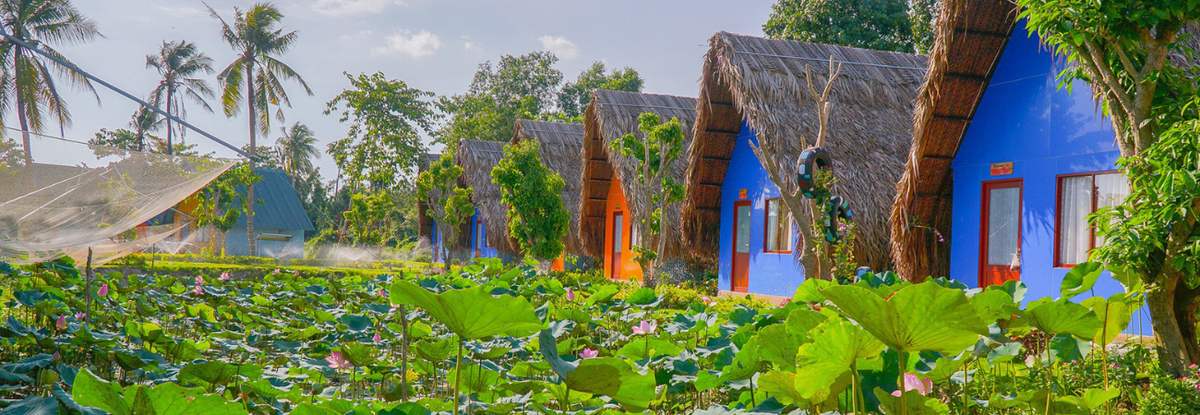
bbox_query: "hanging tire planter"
[796,146,853,243]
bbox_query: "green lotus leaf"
[1081,295,1135,345]
[792,278,835,303]
[616,337,683,360]
[969,287,1019,324]
[127,382,247,415]
[73,369,130,415]
[874,389,950,415]
[824,281,987,354]
[757,370,807,406]
[390,281,541,340]
[565,357,656,410]
[1021,298,1101,339]
[625,287,658,305]
[1059,261,1104,299]
[793,317,884,402]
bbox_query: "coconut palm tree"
[208,2,312,256]
[130,107,163,152]
[146,40,214,156]
[276,122,318,178]
[0,0,100,163]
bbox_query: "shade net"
[0,133,236,265]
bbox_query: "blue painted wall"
[717,122,806,297]
[468,210,499,258]
[224,228,305,258]
[948,21,1149,333]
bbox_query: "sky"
[24,0,774,179]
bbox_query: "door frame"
[730,200,752,292]
[610,210,624,279]
[978,178,1023,287]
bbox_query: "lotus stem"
[454,337,463,415]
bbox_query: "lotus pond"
[1,257,1198,414]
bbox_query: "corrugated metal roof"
[235,168,315,232]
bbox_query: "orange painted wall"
[602,176,643,281]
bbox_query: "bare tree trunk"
[245,60,258,257]
[14,46,32,164]
[1148,271,1200,375]
[166,87,174,155]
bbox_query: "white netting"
[0,133,237,264]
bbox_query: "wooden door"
[731,201,751,292]
[610,212,624,279]
[980,180,1022,287]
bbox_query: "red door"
[610,212,624,279]
[731,201,751,292]
[980,180,1022,287]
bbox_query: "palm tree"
[276,122,318,177]
[146,40,214,156]
[208,2,312,256]
[130,106,163,152]
[0,0,100,163]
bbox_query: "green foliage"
[1140,370,1200,414]
[342,190,398,247]
[608,112,686,276]
[557,61,644,118]
[763,0,932,53]
[327,72,437,192]
[490,139,570,261]
[439,51,562,144]
[416,152,473,262]
[823,281,987,354]
[194,164,259,254]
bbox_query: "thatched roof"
[890,0,1018,281]
[680,32,927,269]
[579,90,698,258]
[511,119,586,254]
[455,139,514,254]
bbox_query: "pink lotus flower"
[194,276,205,286]
[373,332,382,343]
[631,320,657,336]
[891,372,933,397]
[192,285,204,296]
[566,287,575,301]
[97,283,109,297]
[75,312,87,320]
[273,268,281,274]
[377,289,387,298]
[701,296,712,305]
[579,348,598,359]
[55,315,67,330]
[219,272,232,282]
[326,351,352,370]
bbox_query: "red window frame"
[762,198,792,254]
[1053,170,1120,268]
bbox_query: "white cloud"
[538,35,578,59]
[461,36,478,51]
[313,0,403,17]
[372,30,442,58]
[156,4,204,18]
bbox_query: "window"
[1056,172,1129,266]
[764,198,792,253]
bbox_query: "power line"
[0,30,252,159]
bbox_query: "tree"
[417,152,474,270]
[557,62,644,119]
[908,0,939,54]
[326,72,437,192]
[342,190,398,249]
[750,60,843,280]
[491,139,569,264]
[275,122,319,178]
[439,51,563,144]
[193,164,259,256]
[763,0,929,53]
[608,112,686,286]
[146,40,215,156]
[209,2,312,256]
[0,0,100,164]
[89,108,166,157]
[1019,0,1200,375]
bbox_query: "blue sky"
[31,0,773,178]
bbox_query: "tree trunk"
[165,87,174,156]
[245,59,258,257]
[14,46,32,165]
[1147,272,1200,376]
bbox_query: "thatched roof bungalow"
[579,90,697,280]
[889,0,1143,327]
[455,139,514,258]
[511,119,586,256]
[679,32,925,297]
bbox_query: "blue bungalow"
[889,1,1147,332]
[455,139,511,260]
[223,168,313,258]
[680,33,925,299]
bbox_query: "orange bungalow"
[578,90,697,280]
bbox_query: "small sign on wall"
[990,162,1014,176]
[738,188,748,199]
